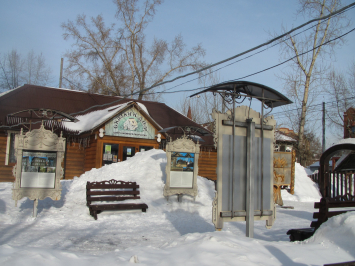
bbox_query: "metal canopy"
[8,108,79,123]
[159,126,211,136]
[190,81,292,108]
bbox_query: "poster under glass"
[20,151,56,188]
[102,143,119,165]
[170,152,194,188]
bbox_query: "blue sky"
[1,0,355,144]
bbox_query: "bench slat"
[87,190,140,196]
[87,196,140,202]
[89,203,148,211]
[87,184,139,189]
[313,210,354,219]
[314,201,355,209]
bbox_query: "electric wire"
[1,2,355,125]
[154,4,355,95]
[66,1,355,114]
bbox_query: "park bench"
[86,179,148,220]
[287,195,355,241]
[287,143,355,242]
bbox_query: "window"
[102,143,119,165]
[139,146,153,152]
[5,131,19,165]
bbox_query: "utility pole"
[59,58,64,88]
[322,102,326,153]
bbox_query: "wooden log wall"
[198,149,217,181]
[84,137,97,172]
[0,132,14,182]
[64,141,85,179]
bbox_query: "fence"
[309,171,355,201]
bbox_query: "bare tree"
[62,14,128,95]
[175,70,226,124]
[324,61,355,136]
[0,49,24,91]
[25,50,52,86]
[0,49,52,92]
[276,0,350,165]
[62,0,206,100]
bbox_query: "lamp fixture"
[99,128,105,138]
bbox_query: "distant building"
[275,128,297,152]
[344,107,355,138]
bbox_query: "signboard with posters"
[12,125,66,217]
[105,107,155,139]
[21,151,57,188]
[164,136,200,201]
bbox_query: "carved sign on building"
[105,107,155,139]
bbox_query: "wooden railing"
[323,171,355,201]
[309,171,355,201]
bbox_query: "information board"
[20,151,56,188]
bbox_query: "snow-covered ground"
[1,149,354,265]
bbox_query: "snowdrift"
[281,162,322,202]
[63,149,215,221]
[1,149,354,266]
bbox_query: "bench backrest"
[86,179,140,205]
[311,197,355,229]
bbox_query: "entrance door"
[123,146,136,161]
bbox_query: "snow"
[333,138,355,146]
[62,103,130,133]
[1,149,354,265]
[137,102,150,115]
[275,131,297,142]
[281,162,322,202]
[62,101,152,134]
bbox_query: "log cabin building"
[0,84,216,182]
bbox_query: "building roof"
[275,130,297,142]
[0,84,214,145]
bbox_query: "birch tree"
[277,0,349,164]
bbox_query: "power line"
[154,5,355,95]
[2,2,355,124]
[134,2,355,98]
[271,96,355,116]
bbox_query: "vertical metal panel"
[246,120,255,238]
[221,134,271,212]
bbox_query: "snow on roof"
[332,138,355,146]
[137,102,149,115]
[275,131,297,142]
[0,85,23,97]
[334,150,352,169]
[62,102,130,133]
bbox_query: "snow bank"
[61,149,215,222]
[281,162,322,202]
[1,149,355,265]
[308,212,355,248]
